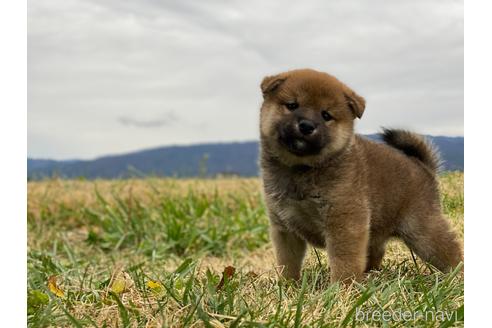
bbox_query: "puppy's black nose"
[298,119,316,135]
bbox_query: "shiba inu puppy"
[259,68,463,282]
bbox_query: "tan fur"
[259,68,463,283]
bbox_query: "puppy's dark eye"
[285,102,299,111]
[321,111,333,121]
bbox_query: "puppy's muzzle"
[278,119,323,156]
[297,119,317,136]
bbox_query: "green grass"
[27,174,464,327]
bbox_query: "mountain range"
[27,135,463,180]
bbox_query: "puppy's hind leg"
[397,215,463,272]
[270,223,307,280]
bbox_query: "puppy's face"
[260,69,365,167]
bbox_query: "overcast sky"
[28,0,463,160]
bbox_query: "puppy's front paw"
[278,265,301,281]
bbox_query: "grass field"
[27,173,464,327]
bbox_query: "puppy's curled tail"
[382,128,442,173]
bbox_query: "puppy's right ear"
[261,75,286,98]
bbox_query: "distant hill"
[27,135,463,179]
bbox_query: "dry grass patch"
[28,173,463,327]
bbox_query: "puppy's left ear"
[343,87,366,119]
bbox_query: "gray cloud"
[117,113,178,128]
[28,0,463,159]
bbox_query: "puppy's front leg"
[326,217,369,283]
[270,223,307,280]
